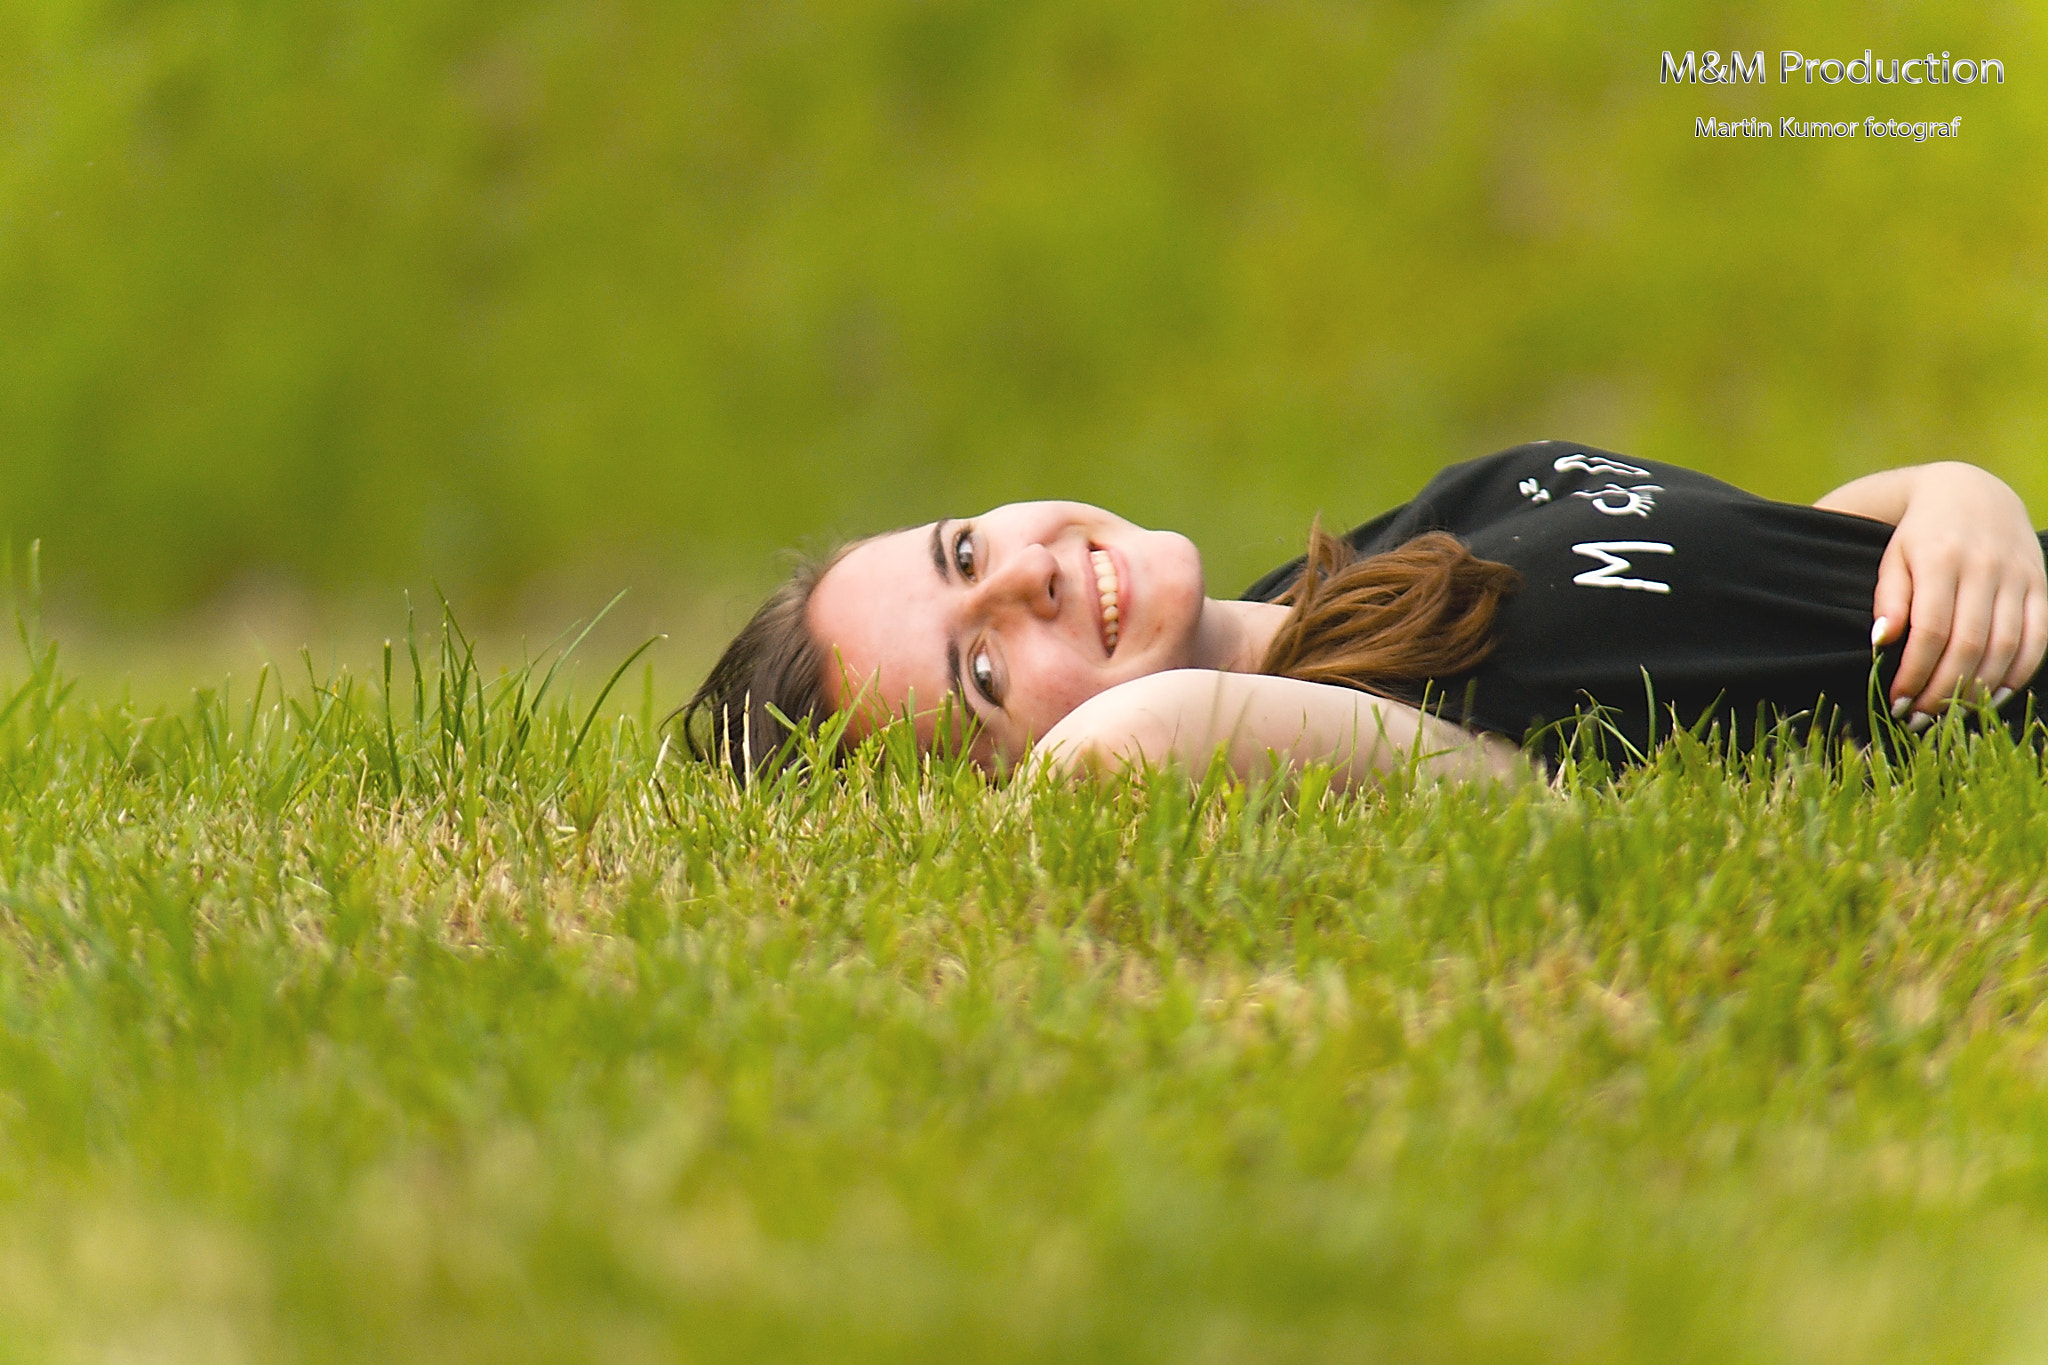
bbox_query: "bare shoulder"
[1044,667,1259,731]
[1034,670,1533,788]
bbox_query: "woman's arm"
[1815,461,2047,718]
[1031,669,1534,788]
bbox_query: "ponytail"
[1258,525,1520,698]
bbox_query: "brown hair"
[679,522,1520,777]
[1258,524,1521,700]
[676,549,844,778]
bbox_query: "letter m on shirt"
[1571,542,1674,594]
[1660,51,1698,82]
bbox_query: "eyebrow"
[929,518,950,581]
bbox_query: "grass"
[0,600,2046,1362]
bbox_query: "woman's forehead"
[808,524,949,715]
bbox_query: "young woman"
[682,442,2048,787]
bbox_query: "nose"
[973,541,1061,621]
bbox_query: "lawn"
[1,609,2046,1363]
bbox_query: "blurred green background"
[3,0,2043,686]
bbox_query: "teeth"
[1090,548,1120,651]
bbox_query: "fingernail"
[1992,687,2014,708]
[1871,616,1890,647]
[1907,712,1934,734]
[1891,696,1913,720]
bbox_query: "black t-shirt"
[1240,441,2048,757]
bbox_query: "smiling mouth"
[1089,547,1121,655]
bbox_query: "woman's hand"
[1816,462,2048,719]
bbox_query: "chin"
[1156,527,1203,576]
[1142,532,1206,649]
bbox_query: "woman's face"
[807,501,1208,764]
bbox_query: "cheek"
[1012,652,1111,733]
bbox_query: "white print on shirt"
[1571,541,1674,594]
[1517,477,1552,505]
[1554,453,1652,480]
[1570,482,1662,517]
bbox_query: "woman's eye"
[953,529,977,580]
[970,649,1000,705]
